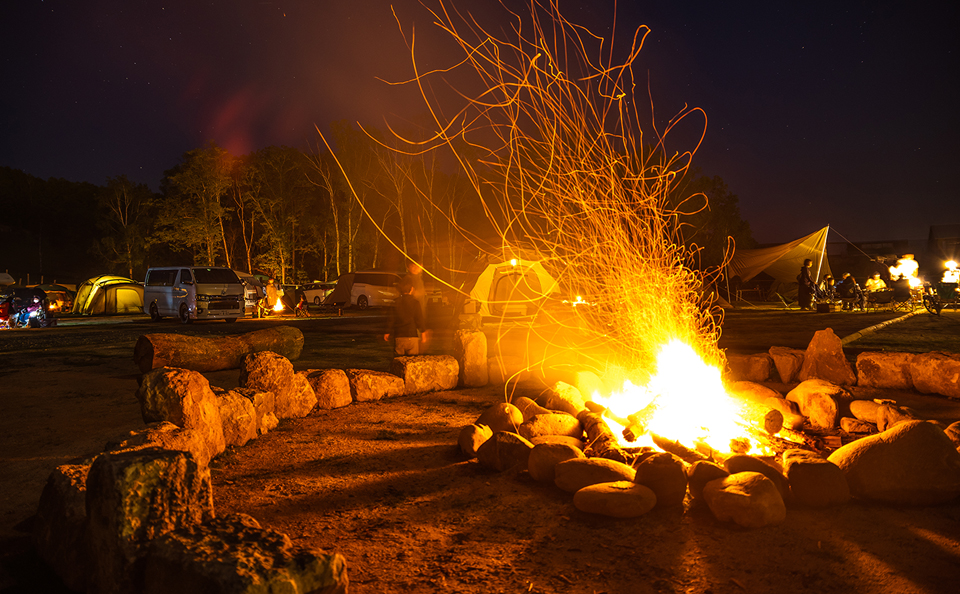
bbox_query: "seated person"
[818,275,836,300]
[864,273,886,292]
[836,273,861,310]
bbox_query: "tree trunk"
[133,326,304,373]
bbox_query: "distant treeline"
[0,121,754,286]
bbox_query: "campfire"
[593,340,770,457]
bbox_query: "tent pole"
[815,225,829,282]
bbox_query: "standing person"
[797,258,816,311]
[403,256,430,346]
[404,257,426,313]
[798,259,815,310]
[384,277,426,355]
[265,279,279,309]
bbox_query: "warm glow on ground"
[594,340,761,455]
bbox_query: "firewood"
[650,433,710,464]
[133,326,304,373]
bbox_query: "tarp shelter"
[726,226,832,301]
[72,275,144,315]
[464,255,560,320]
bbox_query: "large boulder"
[797,329,857,386]
[541,382,587,416]
[909,352,960,398]
[527,442,585,483]
[233,387,278,435]
[454,330,488,388]
[302,369,353,410]
[510,396,553,421]
[849,399,881,424]
[725,353,773,382]
[390,355,459,395]
[786,379,850,428]
[702,472,786,528]
[828,420,960,505]
[554,458,636,493]
[768,346,805,383]
[86,448,214,594]
[723,454,790,502]
[633,452,687,507]
[109,422,215,468]
[458,424,493,458]
[686,461,729,501]
[876,403,920,432]
[476,402,524,434]
[241,352,317,418]
[782,449,850,507]
[143,513,348,594]
[475,431,534,472]
[213,388,257,448]
[573,482,658,518]
[135,367,226,464]
[856,352,915,390]
[518,413,583,440]
[32,463,91,593]
[344,369,404,402]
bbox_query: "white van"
[322,271,401,309]
[144,266,244,323]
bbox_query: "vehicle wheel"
[314,296,321,305]
[357,295,369,310]
[179,304,192,324]
[923,295,940,316]
[224,317,238,323]
[149,303,162,322]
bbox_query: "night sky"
[2,1,957,244]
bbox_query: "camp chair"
[891,285,915,312]
[864,289,894,311]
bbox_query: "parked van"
[322,271,401,309]
[144,266,244,323]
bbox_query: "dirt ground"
[1,309,959,593]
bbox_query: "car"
[302,281,337,305]
[143,266,244,323]
[322,271,401,309]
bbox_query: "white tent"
[466,256,560,319]
[726,226,832,301]
[0,272,14,286]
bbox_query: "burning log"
[650,434,710,464]
[578,411,621,456]
[133,326,304,373]
[620,403,660,443]
[577,411,652,465]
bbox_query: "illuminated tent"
[72,275,144,315]
[458,245,561,321]
[726,226,833,301]
[0,272,14,286]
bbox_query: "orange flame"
[594,340,763,455]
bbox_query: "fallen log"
[133,326,304,373]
